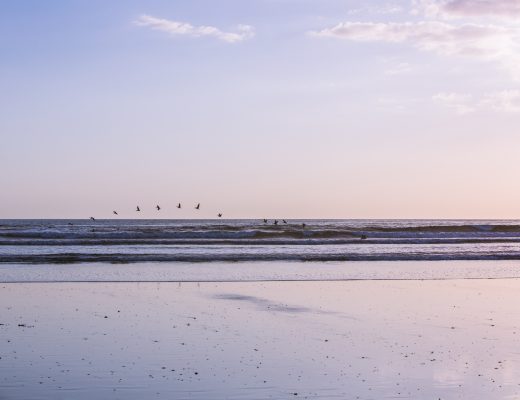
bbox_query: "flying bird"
[156,205,161,211]
[283,220,287,224]
[113,211,118,215]
[177,203,181,209]
[195,203,200,210]
[136,206,140,212]
[218,213,222,218]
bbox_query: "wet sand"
[1,279,520,399]
[4,260,520,282]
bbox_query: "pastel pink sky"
[2,0,520,219]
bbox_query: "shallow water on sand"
[2,280,520,399]
[3,260,520,282]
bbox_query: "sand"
[3,260,520,282]
[1,279,520,399]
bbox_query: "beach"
[3,220,520,398]
[2,277,520,399]
[4,0,520,397]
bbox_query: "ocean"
[2,219,520,263]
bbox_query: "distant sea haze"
[2,219,520,263]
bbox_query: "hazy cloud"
[310,21,507,56]
[384,61,413,75]
[347,4,404,15]
[482,90,520,113]
[433,90,520,113]
[414,0,520,19]
[310,21,520,79]
[134,15,254,43]
[433,92,476,114]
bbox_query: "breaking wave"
[2,219,520,263]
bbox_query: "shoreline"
[3,276,520,284]
[2,259,520,283]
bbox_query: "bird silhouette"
[113,211,118,215]
[136,206,140,212]
[263,219,268,223]
[156,205,161,211]
[283,219,287,224]
[90,217,96,221]
[218,213,222,218]
[274,220,278,225]
[302,223,306,229]
[195,203,200,210]
[177,203,181,209]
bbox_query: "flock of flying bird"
[89,203,214,221]
[86,207,371,239]
[88,204,304,227]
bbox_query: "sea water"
[2,219,520,263]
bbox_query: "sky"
[1,0,520,219]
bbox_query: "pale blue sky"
[2,0,520,219]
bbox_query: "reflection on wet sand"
[213,293,313,313]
